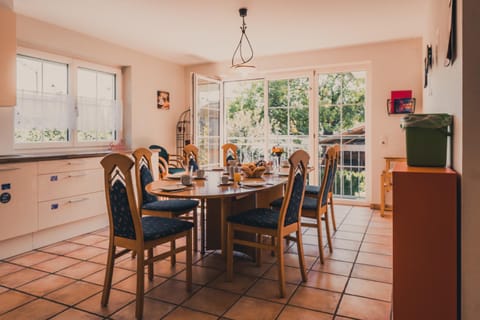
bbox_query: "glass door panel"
[193,74,221,167]
[317,71,366,200]
[267,76,310,159]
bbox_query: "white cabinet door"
[0,163,38,241]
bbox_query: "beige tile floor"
[0,205,392,319]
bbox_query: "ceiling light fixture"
[231,8,255,72]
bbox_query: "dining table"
[146,169,290,255]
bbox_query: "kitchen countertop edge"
[0,150,131,164]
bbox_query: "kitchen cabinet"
[0,163,38,241]
[37,157,105,230]
[0,5,16,107]
[392,163,457,320]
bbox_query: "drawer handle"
[68,197,89,204]
[67,173,87,178]
[0,167,20,172]
[67,161,86,165]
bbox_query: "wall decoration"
[387,90,415,115]
[444,0,457,66]
[424,44,433,88]
[157,91,170,110]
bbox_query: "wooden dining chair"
[132,148,199,254]
[183,144,199,171]
[221,143,238,167]
[149,145,185,175]
[304,144,340,232]
[271,146,336,264]
[100,153,193,320]
[226,150,309,297]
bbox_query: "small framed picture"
[157,91,170,110]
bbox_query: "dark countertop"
[0,150,123,164]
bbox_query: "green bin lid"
[400,113,452,129]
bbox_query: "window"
[15,55,71,143]
[224,79,265,162]
[77,68,118,142]
[193,75,221,166]
[14,50,122,148]
[268,76,310,156]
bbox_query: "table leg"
[200,198,206,254]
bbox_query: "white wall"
[0,14,186,154]
[186,39,423,205]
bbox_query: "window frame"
[14,47,122,151]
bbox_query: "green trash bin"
[400,114,452,167]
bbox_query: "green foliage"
[224,72,366,199]
[15,128,67,143]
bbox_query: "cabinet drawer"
[0,163,38,241]
[38,157,103,174]
[38,191,106,230]
[38,169,103,201]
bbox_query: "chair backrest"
[149,144,169,163]
[222,143,238,167]
[101,153,143,241]
[132,148,158,208]
[319,146,337,207]
[277,150,309,228]
[183,144,199,171]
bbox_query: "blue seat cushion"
[271,196,318,211]
[143,199,199,213]
[270,197,284,209]
[168,167,185,175]
[227,208,285,229]
[142,216,193,241]
[305,185,320,195]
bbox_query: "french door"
[192,73,221,167]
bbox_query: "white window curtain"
[15,90,73,143]
[76,96,121,142]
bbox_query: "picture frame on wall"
[157,91,170,110]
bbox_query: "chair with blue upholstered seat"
[304,144,340,232]
[149,145,185,176]
[133,148,199,254]
[100,153,193,320]
[270,145,337,264]
[226,150,309,298]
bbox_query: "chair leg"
[193,208,198,252]
[329,193,337,232]
[135,249,145,320]
[380,171,386,217]
[296,229,307,282]
[186,230,192,292]
[276,235,286,298]
[316,218,325,264]
[147,248,154,281]
[170,240,176,266]
[324,213,333,253]
[200,199,206,254]
[101,242,116,306]
[255,233,261,267]
[226,223,234,281]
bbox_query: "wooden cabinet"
[0,163,38,241]
[0,5,16,107]
[392,163,457,320]
[37,157,105,230]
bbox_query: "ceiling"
[13,0,428,66]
